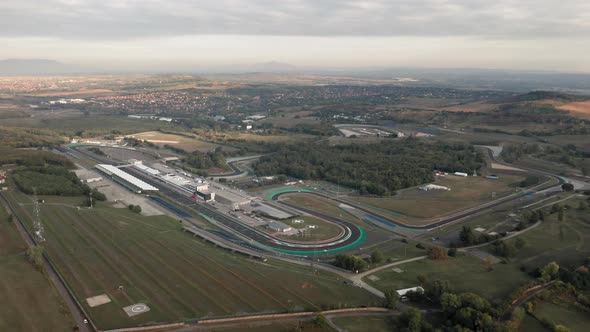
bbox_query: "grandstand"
[95,164,158,193]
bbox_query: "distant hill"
[501,91,587,103]
[250,61,297,72]
[0,59,86,75]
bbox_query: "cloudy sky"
[1,0,589,72]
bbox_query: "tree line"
[254,139,484,195]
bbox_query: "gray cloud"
[1,0,589,39]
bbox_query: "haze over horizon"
[1,0,590,73]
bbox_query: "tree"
[494,241,517,258]
[541,261,560,281]
[551,203,562,214]
[448,247,458,257]
[558,209,566,223]
[561,183,574,192]
[425,279,452,302]
[131,205,142,214]
[515,238,526,249]
[26,245,44,268]
[395,308,431,332]
[459,226,476,245]
[427,246,448,260]
[383,288,398,309]
[485,256,494,271]
[332,254,367,272]
[370,250,384,264]
[417,274,429,287]
[440,292,461,313]
[312,314,328,328]
[554,325,572,332]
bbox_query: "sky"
[1,0,589,72]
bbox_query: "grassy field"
[348,174,525,219]
[365,255,531,303]
[127,131,222,153]
[532,300,589,332]
[508,196,590,270]
[0,205,75,332]
[4,191,378,330]
[278,215,344,242]
[279,193,393,247]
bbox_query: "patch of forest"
[11,166,91,196]
[254,139,484,195]
[0,148,74,168]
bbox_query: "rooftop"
[96,164,158,191]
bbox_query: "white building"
[396,286,424,301]
[267,221,293,233]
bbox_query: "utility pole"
[31,187,45,242]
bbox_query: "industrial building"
[95,164,158,193]
[215,190,252,210]
[194,190,215,202]
[252,203,293,220]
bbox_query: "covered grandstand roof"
[96,164,158,192]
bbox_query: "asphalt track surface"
[271,148,565,231]
[64,145,364,254]
[65,144,564,250]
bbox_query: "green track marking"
[265,226,366,256]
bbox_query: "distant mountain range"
[0,59,87,75]
[250,61,297,72]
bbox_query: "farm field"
[126,131,222,153]
[365,255,531,303]
[217,321,333,332]
[557,100,590,119]
[1,114,177,137]
[332,315,391,332]
[4,191,378,330]
[348,174,525,219]
[0,205,75,332]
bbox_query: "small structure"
[454,172,468,177]
[396,286,424,301]
[267,221,293,233]
[419,184,450,191]
[85,177,103,184]
[162,157,180,163]
[246,115,266,121]
[485,175,499,180]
